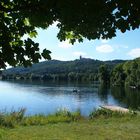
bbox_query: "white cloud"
[73,51,87,56]
[96,44,114,53]
[101,39,109,43]
[123,45,129,49]
[114,45,129,50]
[58,40,73,48]
[128,48,140,58]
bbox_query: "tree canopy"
[1,0,140,68]
[111,57,140,88]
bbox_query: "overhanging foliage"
[0,0,140,68]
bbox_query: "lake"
[0,80,140,116]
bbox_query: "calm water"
[0,80,140,116]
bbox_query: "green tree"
[125,60,139,87]
[98,64,110,84]
[111,63,126,86]
[68,72,75,81]
[111,58,140,88]
[1,0,140,68]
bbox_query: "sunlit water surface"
[0,80,139,116]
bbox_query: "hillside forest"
[1,57,140,89]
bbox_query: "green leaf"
[41,49,51,60]
[29,30,38,38]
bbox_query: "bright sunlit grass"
[0,108,140,140]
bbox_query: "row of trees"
[111,58,140,88]
[1,72,99,82]
[95,58,140,89]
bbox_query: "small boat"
[72,89,79,92]
[73,89,78,92]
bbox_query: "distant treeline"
[2,57,140,88]
[1,58,124,82]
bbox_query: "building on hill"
[80,55,82,60]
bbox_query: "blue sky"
[33,23,140,61]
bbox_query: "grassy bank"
[0,108,140,140]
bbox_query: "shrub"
[55,108,83,121]
[0,108,26,128]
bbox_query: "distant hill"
[2,58,126,81]
[3,58,125,75]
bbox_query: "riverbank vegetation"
[0,108,140,139]
[0,108,138,128]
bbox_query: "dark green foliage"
[111,57,140,88]
[111,63,126,86]
[0,0,52,69]
[124,59,140,88]
[98,64,110,84]
[1,0,140,68]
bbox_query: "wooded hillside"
[2,58,125,82]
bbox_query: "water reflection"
[98,84,109,104]
[111,86,140,109]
